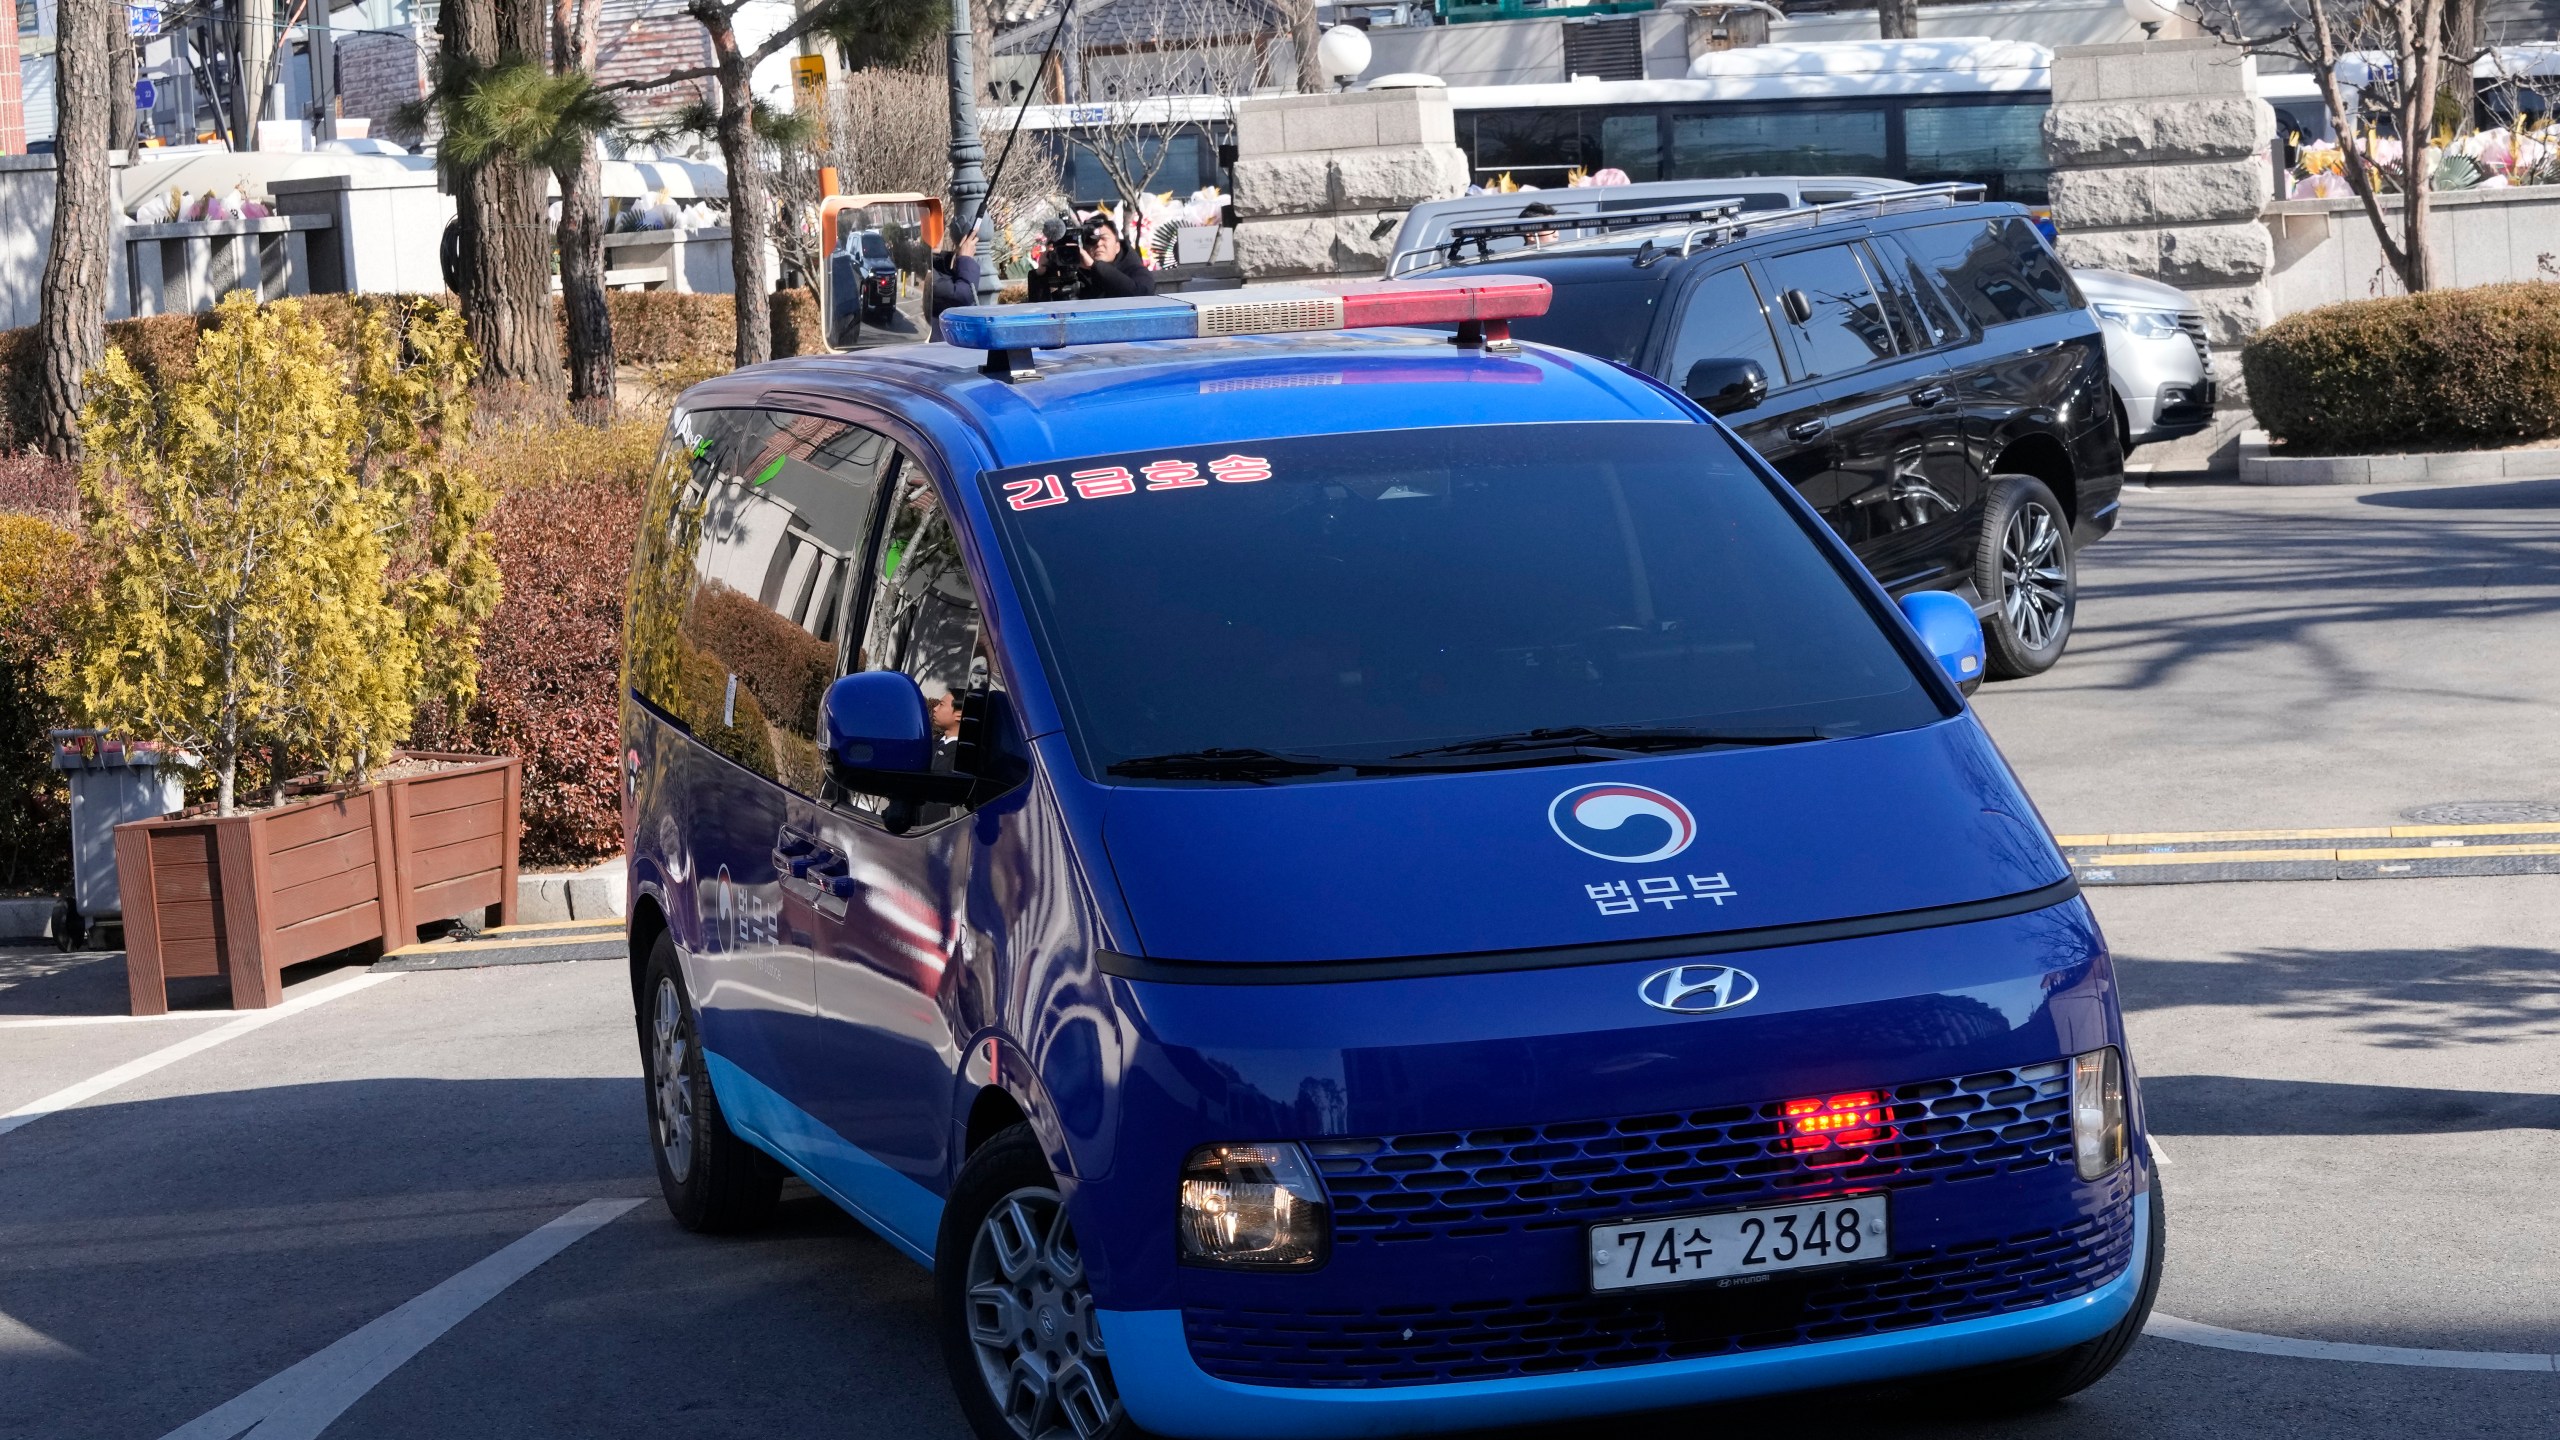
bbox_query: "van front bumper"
[1097,1196,2148,1439]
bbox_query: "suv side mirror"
[1682,357,1769,416]
[1898,591,1985,692]
[1780,288,1815,326]
[823,671,971,808]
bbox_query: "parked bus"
[1001,40,2056,208]
[1442,40,2056,203]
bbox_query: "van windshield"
[983,422,1945,781]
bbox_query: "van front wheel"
[938,1124,1135,1440]
[1974,474,2076,679]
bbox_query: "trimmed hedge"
[0,509,87,889]
[407,417,662,865]
[0,288,829,447]
[2244,282,2560,454]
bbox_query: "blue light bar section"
[942,297,1198,351]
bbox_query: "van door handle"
[1912,385,1949,407]
[774,841,857,898]
[1788,418,1828,442]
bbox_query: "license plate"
[1589,1194,1889,1292]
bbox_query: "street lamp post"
[947,0,999,302]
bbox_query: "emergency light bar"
[941,275,1552,382]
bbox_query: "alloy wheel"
[650,976,696,1182]
[1999,501,2069,651]
[965,1185,1120,1440]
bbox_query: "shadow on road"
[2359,477,2560,510]
[2143,1073,2560,1135]
[2116,943,2560,1049]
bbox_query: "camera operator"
[1027,217,1156,301]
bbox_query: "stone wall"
[2043,39,2274,406]
[2266,187,2560,316]
[1229,89,1469,284]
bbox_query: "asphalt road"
[6,476,2559,1440]
[1972,474,2560,836]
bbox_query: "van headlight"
[2091,303,2185,340]
[1178,1142,1329,1268]
[2071,1046,2129,1180]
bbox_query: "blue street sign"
[135,78,156,110]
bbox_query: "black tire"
[1920,1181,2167,1414]
[638,933,782,1233]
[1974,474,2077,679]
[937,1124,1137,1440]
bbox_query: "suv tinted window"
[1665,266,1789,392]
[628,410,894,792]
[1902,217,2075,327]
[1503,277,1659,366]
[1868,234,1967,347]
[1757,243,1898,381]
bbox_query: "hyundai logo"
[1638,964,1759,1015]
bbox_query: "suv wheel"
[639,932,783,1232]
[1975,474,2076,679]
[938,1124,1133,1440]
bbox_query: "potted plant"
[57,293,509,1014]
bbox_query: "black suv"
[1422,188,2122,678]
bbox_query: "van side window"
[1902,218,2071,327]
[853,454,998,823]
[627,409,893,793]
[1665,266,1791,390]
[1756,243,1898,381]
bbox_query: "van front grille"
[1183,1195,2134,1388]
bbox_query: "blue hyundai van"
[621,276,2160,1440]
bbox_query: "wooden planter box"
[114,753,521,1014]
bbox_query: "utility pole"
[309,0,335,142]
[947,0,997,301]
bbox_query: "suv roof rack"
[1391,199,1750,278]
[1672,182,1988,256]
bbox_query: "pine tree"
[61,296,499,814]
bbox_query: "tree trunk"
[2398,2,2444,294]
[33,0,112,458]
[1877,0,1920,41]
[1288,0,1323,93]
[108,31,137,156]
[554,0,614,419]
[2442,0,2482,128]
[444,0,565,392]
[702,7,771,368]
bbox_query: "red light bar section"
[1332,275,1552,329]
[1782,1092,1891,1153]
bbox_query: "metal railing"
[1673,182,1989,256]
[1390,199,1751,278]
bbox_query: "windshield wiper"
[1106,747,1360,782]
[1394,725,1826,760]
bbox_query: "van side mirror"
[1898,591,1985,692]
[1682,357,1768,416]
[822,671,971,807]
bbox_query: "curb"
[514,857,626,924]
[2236,429,2560,485]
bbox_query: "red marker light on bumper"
[1783,1091,1890,1153]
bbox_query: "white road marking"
[2146,1313,2560,1371]
[0,1010,245,1029]
[2147,1133,2173,1165]
[157,1198,644,1440]
[0,972,400,1140]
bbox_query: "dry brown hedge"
[2244,282,2560,453]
